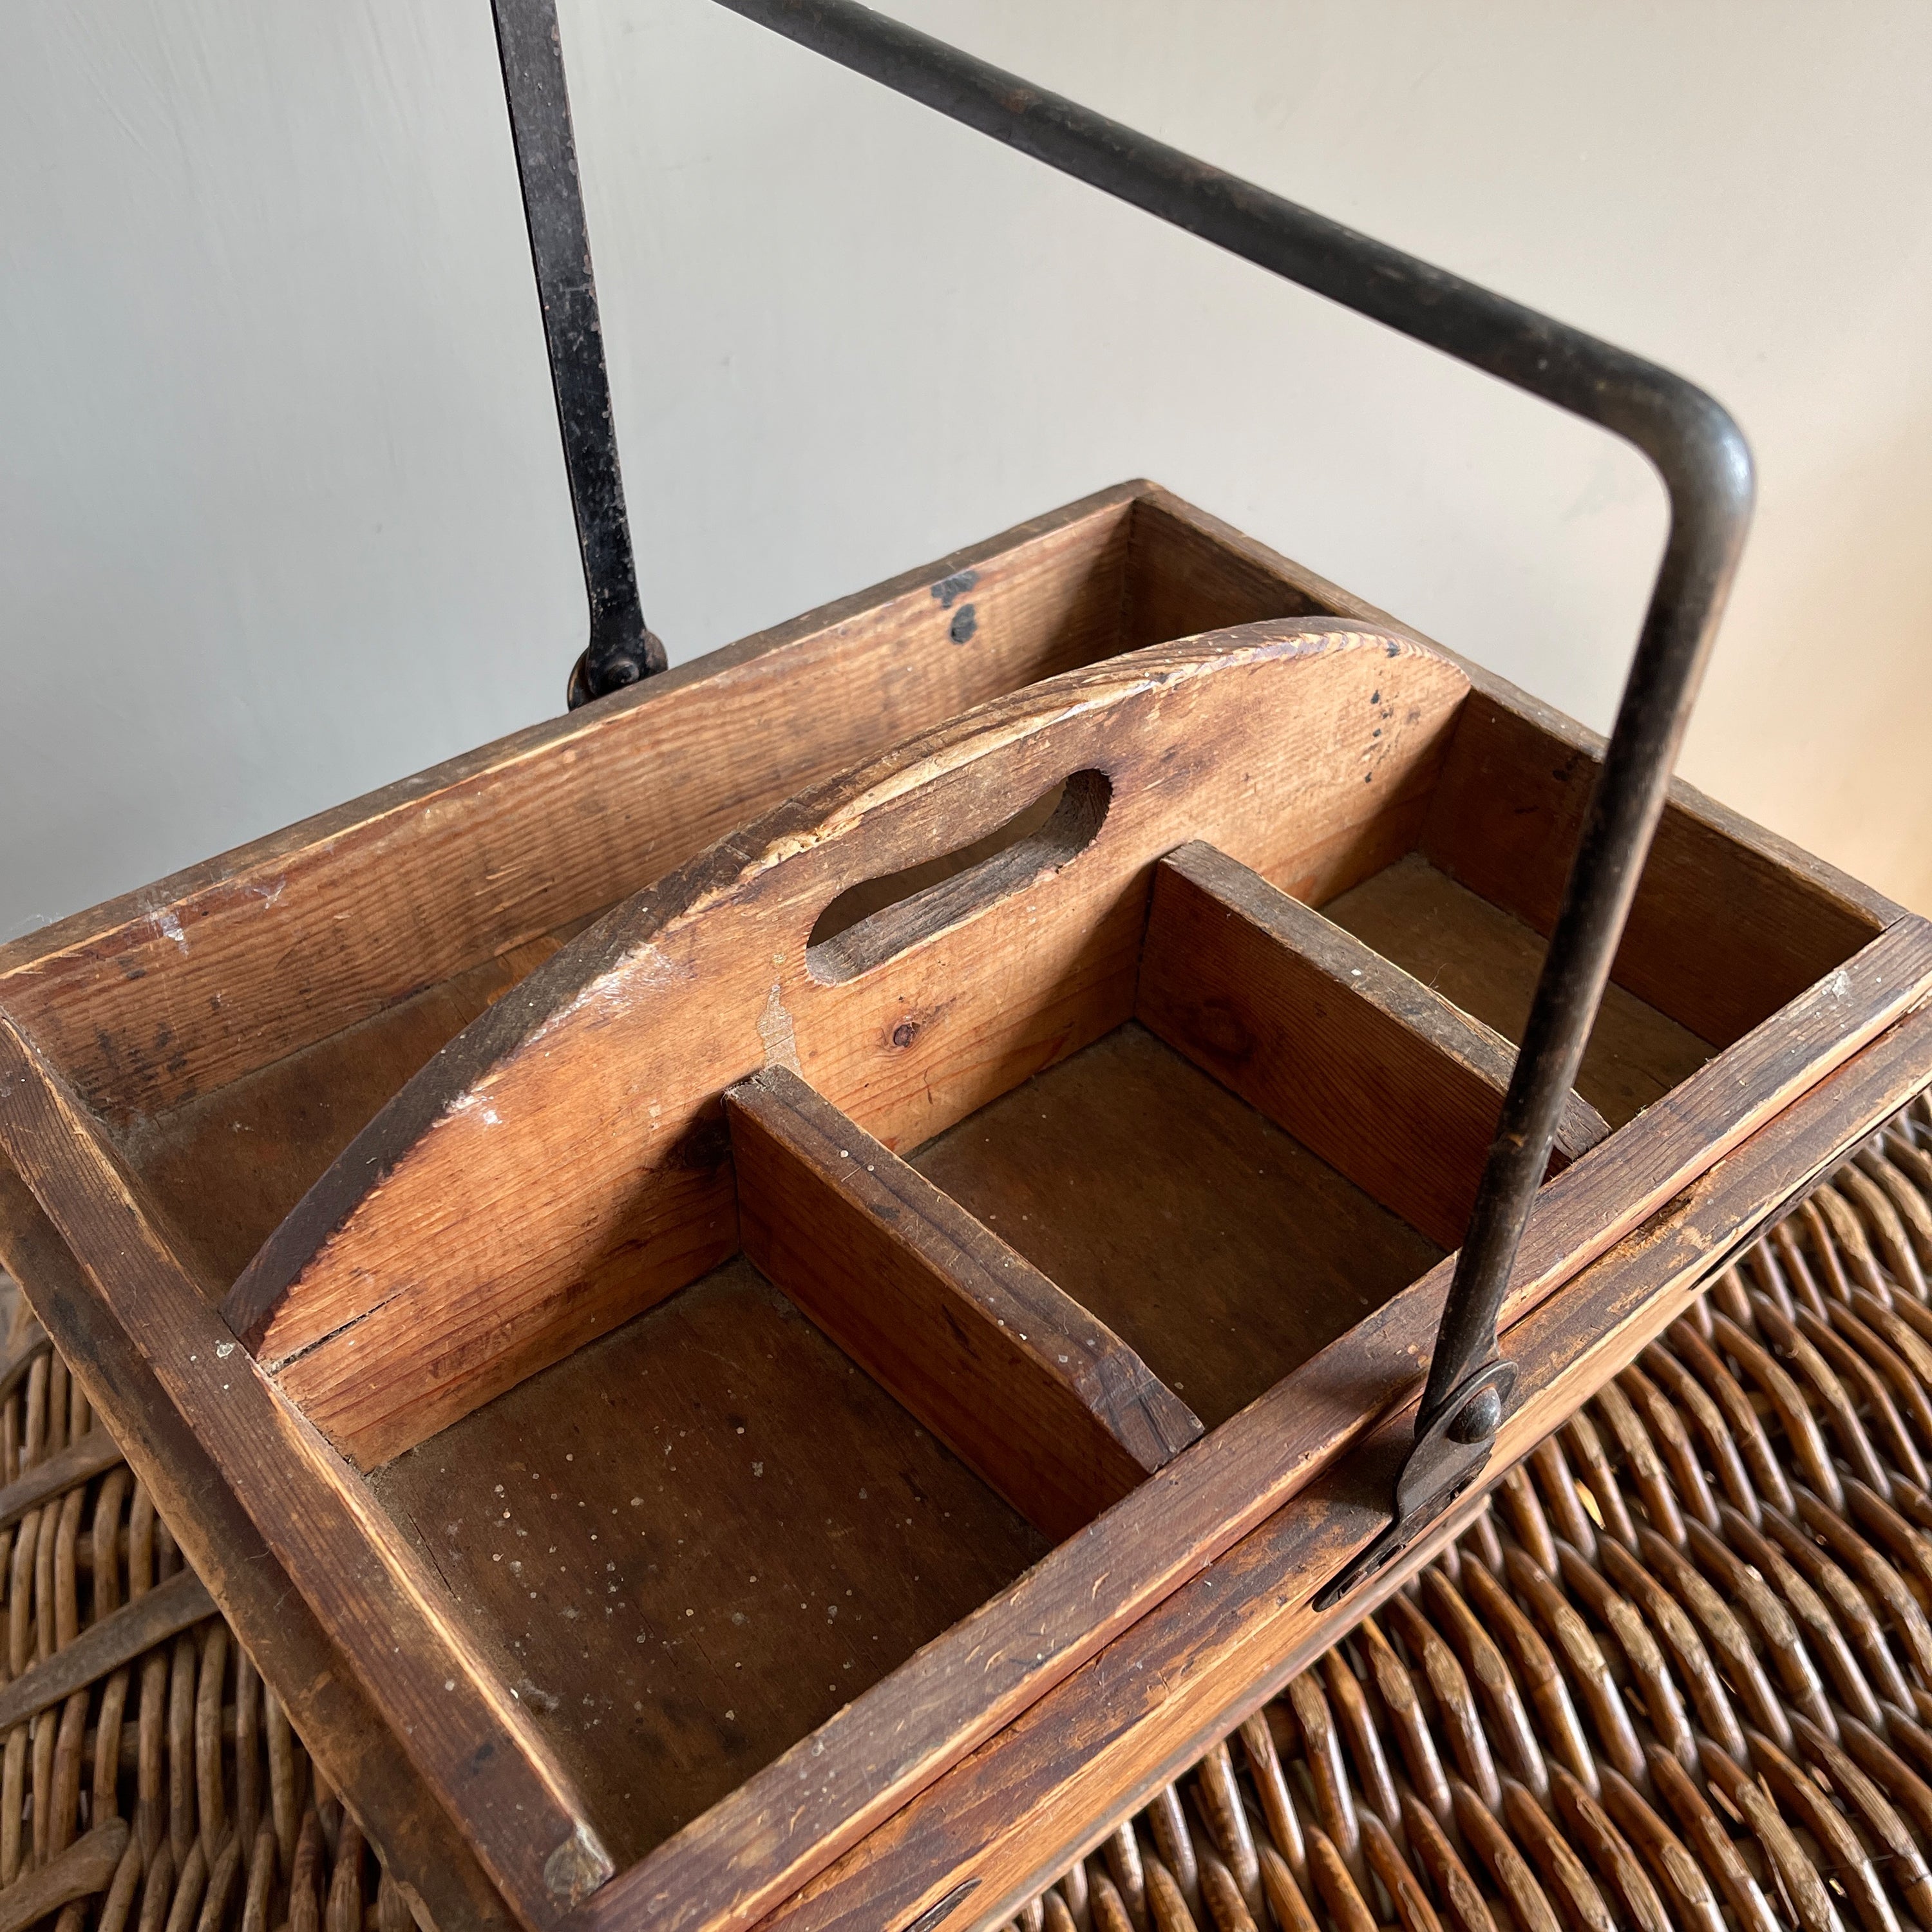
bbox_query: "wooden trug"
[0,486,1924,1932]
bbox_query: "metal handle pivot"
[491,0,1755,1592]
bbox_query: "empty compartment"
[367,1258,1049,1868]
[906,1023,1440,1428]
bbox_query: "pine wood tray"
[1,488,1928,1932]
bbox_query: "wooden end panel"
[1122,491,1389,650]
[0,485,1146,1128]
[726,1068,1201,1542]
[1423,688,1897,1050]
[1139,843,1609,1251]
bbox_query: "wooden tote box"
[2,483,1929,1932]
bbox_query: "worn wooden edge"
[748,988,1932,1932]
[0,482,1155,989]
[0,1159,517,1932]
[560,920,1932,1932]
[1130,486,1904,940]
[726,1066,1201,1540]
[222,619,1443,1365]
[0,1016,609,1930]
[1138,840,1609,1248]
[0,1566,214,1735]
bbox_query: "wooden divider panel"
[222,622,1472,1466]
[1139,843,1609,1250]
[728,1066,1200,1541]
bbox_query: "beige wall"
[3,0,1928,938]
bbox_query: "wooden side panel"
[727,1067,1201,1542]
[744,996,1932,1932]
[0,487,1144,1124]
[1122,492,1383,649]
[0,1021,615,1926]
[1138,843,1609,1250]
[1425,692,1894,1050]
[0,1164,517,1932]
[231,623,1470,1467]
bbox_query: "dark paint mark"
[948,604,978,646]
[1385,640,1401,657]
[896,1878,974,1924]
[1370,689,1381,705]
[929,569,978,610]
[904,1879,981,1932]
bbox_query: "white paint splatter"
[155,908,188,952]
[1826,968,1852,1000]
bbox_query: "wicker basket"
[0,1282,405,1932]
[4,1092,1931,1932]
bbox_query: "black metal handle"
[491,0,664,705]
[492,0,1754,1594]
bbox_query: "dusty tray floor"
[370,1262,1050,1865]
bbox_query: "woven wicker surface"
[2,1094,1929,1931]
[0,1285,407,1932]
[1003,1095,1932,1932]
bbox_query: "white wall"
[4,0,1929,943]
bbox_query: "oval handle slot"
[806,769,1112,987]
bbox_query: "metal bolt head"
[1448,1385,1503,1444]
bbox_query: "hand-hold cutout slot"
[806,769,1111,986]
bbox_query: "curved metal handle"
[493,0,1755,1592]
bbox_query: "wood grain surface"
[1423,688,1896,1051]
[1117,487,1902,1045]
[907,1023,1442,1431]
[1139,841,1609,1249]
[734,993,1932,1932]
[729,1065,1200,1540]
[230,621,1469,1466]
[368,1256,1052,1872]
[1322,855,1714,1130]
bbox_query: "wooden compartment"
[3,495,1929,1932]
